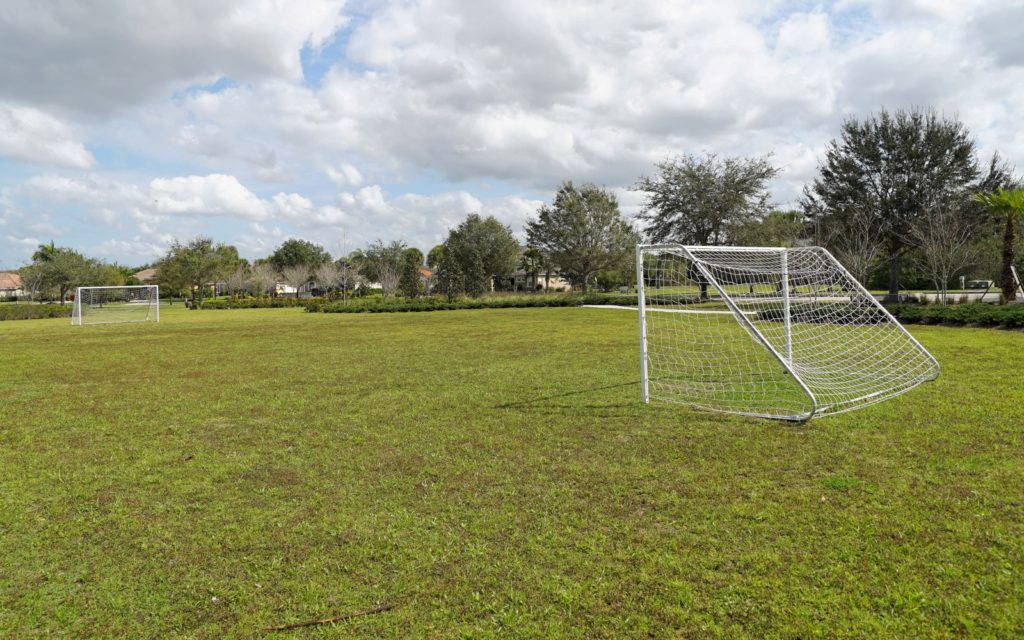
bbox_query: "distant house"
[494,269,572,292]
[0,272,24,298]
[489,246,574,292]
[272,282,298,296]
[133,268,158,284]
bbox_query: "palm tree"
[32,241,57,263]
[975,188,1024,303]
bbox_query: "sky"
[2,0,1024,269]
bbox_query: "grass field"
[1,306,1023,638]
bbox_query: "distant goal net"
[72,285,160,326]
[636,245,939,420]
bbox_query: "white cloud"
[6,234,39,246]
[150,174,269,219]
[325,162,364,187]
[4,0,1024,264]
[0,103,94,168]
[0,0,349,115]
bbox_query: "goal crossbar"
[636,244,939,421]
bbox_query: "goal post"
[72,285,160,326]
[636,244,939,420]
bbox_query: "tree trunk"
[1001,214,1016,303]
[887,252,900,296]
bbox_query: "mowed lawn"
[1,306,1022,638]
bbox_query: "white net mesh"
[72,286,159,325]
[637,245,939,420]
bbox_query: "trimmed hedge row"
[308,293,658,314]
[198,297,326,309]
[197,293,699,314]
[887,303,1024,327]
[0,304,73,321]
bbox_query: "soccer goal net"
[72,285,160,326]
[636,245,939,420]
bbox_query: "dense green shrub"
[0,304,73,321]
[198,297,324,310]
[308,293,693,314]
[887,303,1024,327]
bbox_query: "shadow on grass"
[494,381,641,416]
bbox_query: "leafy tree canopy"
[27,243,99,303]
[633,153,779,245]
[445,214,519,277]
[268,238,331,271]
[427,245,445,270]
[157,236,241,302]
[803,107,1012,293]
[526,182,639,292]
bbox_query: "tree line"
[15,106,1024,304]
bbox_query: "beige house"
[493,269,572,292]
[133,268,158,284]
[0,272,24,298]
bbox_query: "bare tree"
[280,264,310,299]
[337,261,362,304]
[819,206,887,286]
[225,264,251,296]
[908,204,981,304]
[248,262,278,297]
[313,261,342,297]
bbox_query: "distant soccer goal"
[72,285,160,326]
[636,245,939,420]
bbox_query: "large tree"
[268,238,331,271]
[803,107,1011,294]
[526,182,638,293]
[633,153,779,245]
[442,214,519,297]
[29,243,98,303]
[157,237,239,303]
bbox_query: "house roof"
[0,272,22,290]
[133,268,157,282]
[419,267,433,278]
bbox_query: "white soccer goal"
[72,285,160,326]
[636,245,939,420]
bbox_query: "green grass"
[1,307,1022,638]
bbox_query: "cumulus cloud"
[4,0,1024,264]
[0,103,94,168]
[150,174,270,219]
[325,162,364,187]
[0,0,349,115]
[15,171,540,257]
